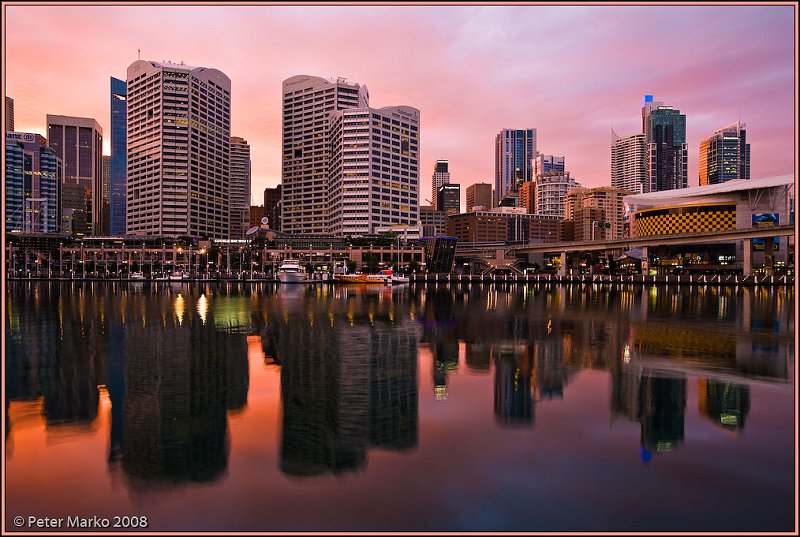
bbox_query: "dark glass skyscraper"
[110,77,127,236]
[699,122,750,186]
[642,96,687,192]
[495,128,537,205]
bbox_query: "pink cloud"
[4,5,794,210]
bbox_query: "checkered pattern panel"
[636,209,736,236]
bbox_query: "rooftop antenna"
[138,48,141,60]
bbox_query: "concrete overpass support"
[743,239,752,276]
[558,251,567,276]
[640,246,649,275]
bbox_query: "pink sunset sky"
[4,4,796,207]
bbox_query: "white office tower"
[611,130,648,194]
[328,106,420,237]
[282,75,369,234]
[126,60,231,238]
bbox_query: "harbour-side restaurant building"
[623,174,794,275]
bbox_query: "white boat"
[391,274,410,284]
[130,271,146,280]
[171,271,185,280]
[277,259,308,283]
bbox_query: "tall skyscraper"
[466,182,492,212]
[642,96,687,192]
[5,132,61,233]
[109,77,127,236]
[5,96,14,132]
[281,75,368,234]
[46,115,103,235]
[495,129,536,205]
[328,106,420,236]
[611,131,648,193]
[125,60,231,239]
[229,136,251,238]
[699,122,750,186]
[437,183,460,215]
[432,160,450,210]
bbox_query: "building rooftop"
[624,174,794,207]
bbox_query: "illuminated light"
[174,294,185,325]
[623,344,631,363]
[197,293,208,324]
[720,414,739,426]
[547,319,552,335]
[656,441,672,452]
[434,385,448,400]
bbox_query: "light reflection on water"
[4,281,795,532]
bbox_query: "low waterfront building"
[624,174,794,274]
[446,209,562,244]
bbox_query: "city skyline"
[4,4,796,209]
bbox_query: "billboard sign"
[752,213,779,251]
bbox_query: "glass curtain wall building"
[110,77,127,236]
[495,129,536,206]
[642,96,687,192]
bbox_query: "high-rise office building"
[5,96,14,132]
[432,160,450,210]
[229,136,251,238]
[281,75,368,234]
[109,77,127,236]
[466,182,492,212]
[495,129,536,205]
[611,131,648,193]
[642,95,687,192]
[5,132,62,233]
[46,115,103,235]
[264,184,281,231]
[125,60,231,238]
[533,154,565,177]
[437,183,460,215]
[328,106,420,236]
[699,122,750,186]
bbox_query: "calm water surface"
[4,281,796,532]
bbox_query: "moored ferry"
[277,259,308,283]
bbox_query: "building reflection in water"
[493,346,533,426]
[610,367,687,458]
[698,379,750,432]
[3,281,793,489]
[418,288,459,400]
[5,283,251,490]
[121,288,249,487]
[264,287,420,478]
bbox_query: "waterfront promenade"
[5,272,793,287]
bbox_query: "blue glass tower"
[495,129,537,205]
[110,77,127,236]
[5,132,61,233]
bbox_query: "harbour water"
[4,281,795,532]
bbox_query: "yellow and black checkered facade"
[635,202,736,236]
